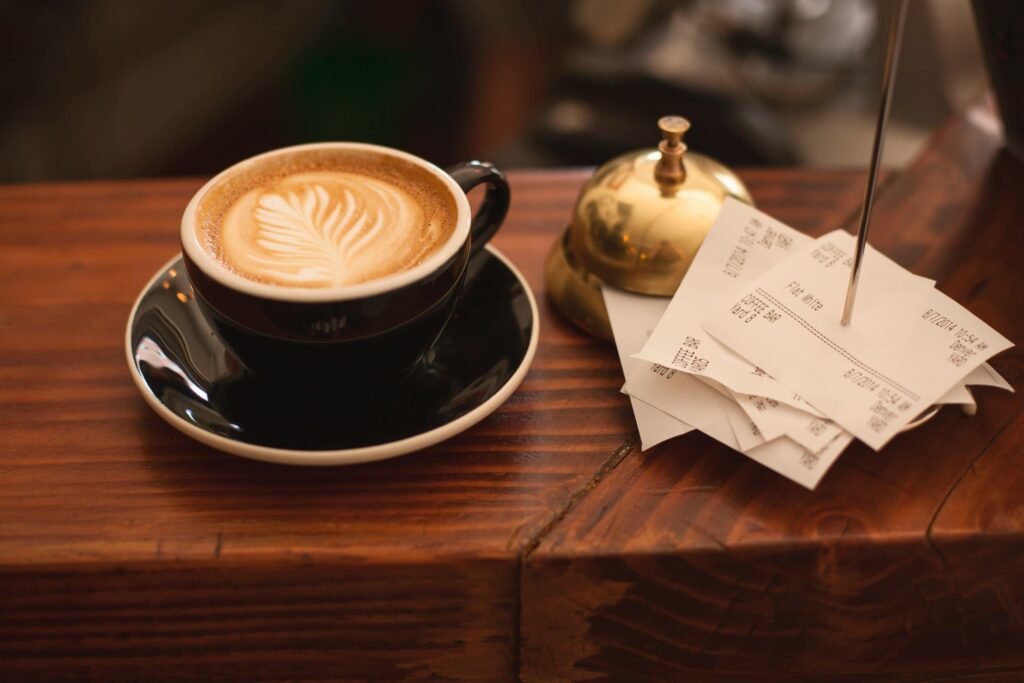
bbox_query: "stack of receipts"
[606,198,1013,489]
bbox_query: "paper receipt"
[633,197,814,404]
[602,287,694,450]
[703,230,1013,449]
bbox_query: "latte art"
[213,171,450,288]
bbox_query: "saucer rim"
[124,245,539,466]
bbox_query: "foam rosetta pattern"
[217,172,447,288]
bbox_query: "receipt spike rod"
[841,0,908,326]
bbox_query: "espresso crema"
[196,149,458,288]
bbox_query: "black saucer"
[125,247,538,465]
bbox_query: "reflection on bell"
[545,116,754,340]
[544,228,612,340]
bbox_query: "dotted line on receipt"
[754,287,922,402]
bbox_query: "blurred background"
[0,0,990,183]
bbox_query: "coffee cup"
[180,142,509,381]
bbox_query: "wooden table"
[2,104,1022,682]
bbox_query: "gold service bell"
[545,116,754,340]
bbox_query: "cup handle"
[447,161,510,257]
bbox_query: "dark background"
[0,0,989,182]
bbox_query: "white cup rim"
[180,142,472,303]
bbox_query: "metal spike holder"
[845,0,971,427]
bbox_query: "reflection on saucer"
[126,247,538,465]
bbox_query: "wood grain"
[0,170,622,682]
[522,107,1024,680]
[0,165,913,681]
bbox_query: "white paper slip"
[752,430,853,491]
[626,364,743,450]
[703,229,1013,450]
[933,363,1012,406]
[633,198,814,404]
[625,361,852,489]
[936,383,974,405]
[933,362,1013,410]
[729,416,767,453]
[668,372,768,452]
[602,287,694,450]
[725,384,847,452]
[634,199,935,405]
[629,395,694,451]
[786,417,845,453]
[729,390,822,442]
[965,362,1014,392]
[712,383,768,452]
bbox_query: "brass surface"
[568,148,753,296]
[545,115,753,340]
[544,228,613,341]
[654,115,689,189]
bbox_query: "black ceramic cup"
[180,143,509,383]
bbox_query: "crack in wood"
[518,433,639,563]
[513,432,639,680]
